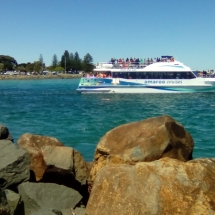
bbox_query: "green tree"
[74,52,82,73]
[17,65,26,72]
[26,63,34,73]
[82,53,94,73]
[33,61,41,73]
[69,53,75,71]
[53,66,64,73]
[46,66,53,71]
[39,54,43,64]
[0,63,4,71]
[61,50,70,73]
[39,54,44,74]
[16,63,27,72]
[0,55,18,71]
[52,54,58,67]
[69,53,74,61]
[64,50,70,62]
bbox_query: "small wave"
[77,128,86,130]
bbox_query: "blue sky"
[1,0,215,70]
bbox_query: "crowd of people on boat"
[109,56,175,68]
[83,72,111,78]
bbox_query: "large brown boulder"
[17,133,64,181]
[40,145,89,186]
[86,158,215,215]
[88,115,194,189]
[17,133,90,203]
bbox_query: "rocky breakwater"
[1,115,215,215]
[0,125,89,215]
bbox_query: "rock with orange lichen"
[17,133,90,200]
[86,158,215,215]
[17,133,64,181]
[40,145,89,186]
[88,115,194,190]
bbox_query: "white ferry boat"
[76,56,215,93]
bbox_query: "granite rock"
[88,115,194,189]
[18,182,82,215]
[86,158,215,215]
[0,140,30,189]
[17,133,64,181]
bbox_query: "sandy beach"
[0,74,82,80]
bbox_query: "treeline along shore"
[0,73,82,80]
[1,115,215,215]
[0,52,95,77]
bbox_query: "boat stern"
[76,77,112,93]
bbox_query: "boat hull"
[76,78,215,93]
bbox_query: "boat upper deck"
[95,56,192,72]
[96,56,176,69]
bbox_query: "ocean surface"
[0,78,215,161]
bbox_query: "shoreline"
[0,74,82,80]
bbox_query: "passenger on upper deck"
[130,57,134,63]
[203,70,207,77]
[111,58,115,64]
[135,58,140,66]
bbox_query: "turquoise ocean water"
[0,78,215,161]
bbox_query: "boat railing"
[96,59,175,69]
[112,63,147,69]
[96,62,147,69]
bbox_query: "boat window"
[192,71,199,77]
[166,72,174,79]
[189,72,196,79]
[176,73,181,79]
[112,72,196,79]
[128,72,136,79]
